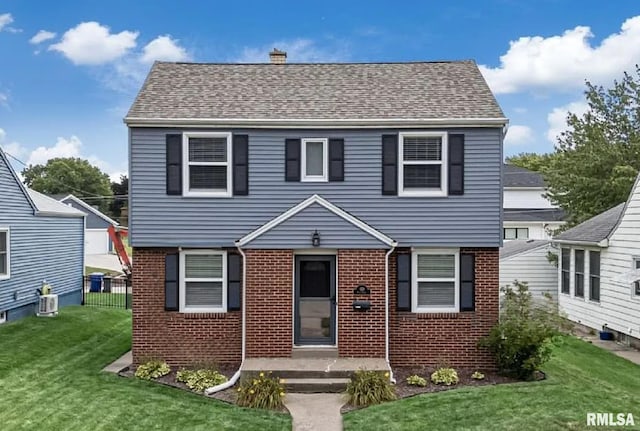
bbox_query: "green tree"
[22,157,113,213]
[545,67,640,226]
[109,174,128,223]
[506,152,555,173]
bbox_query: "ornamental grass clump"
[135,359,170,380]
[345,369,396,407]
[406,374,428,387]
[176,368,227,392]
[236,371,285,410]
[431,367,459,386]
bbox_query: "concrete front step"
[242,357,389,381]
[284,378,351,393]
[291,347,339,359]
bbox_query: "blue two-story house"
[126,51,507,371]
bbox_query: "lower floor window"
[413,250,459,312]
[180,251,226,312]
[503,227,529,240]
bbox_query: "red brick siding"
[245,249,294,357]
[337,249,386,357]
[132,248,241,366]
[389,247,499,368]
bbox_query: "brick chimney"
[269,48,287,64]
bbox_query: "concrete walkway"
[103,350,132,373]
[86,253,128,273]
[285,393,345,431]
[583,336,640,365]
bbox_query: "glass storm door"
[294,255,336,345]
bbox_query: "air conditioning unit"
[37,294,58,317]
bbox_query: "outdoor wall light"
[311,230,321,247]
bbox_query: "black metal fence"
[82,276,132,309]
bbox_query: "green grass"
[344,337,640,431]
[0,307,290,431]
[84,292,132,308]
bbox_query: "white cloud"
[0,13,13,31]
[49,21,138,65]
[480,15,640,94]
[235,38,350,63]
[140,35,190,63]
[0,128,27,161]
[30,30,56,44]
[546,100,589,143]
[108,171,127,183]
[26,136,83,166]
[504,125,535,147]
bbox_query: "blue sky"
[1,1,639,179]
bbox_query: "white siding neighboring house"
[554,173,640,347]
[58,195,119,255]
[500,239,557,302]
[503,164,565,241]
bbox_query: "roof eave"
[552,238,609,248]
[123,117,509,128]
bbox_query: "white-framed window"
[589,250,600,302]
[560,248,570,295]
[179,250,227,313]
[399,132,448,197]
[412,249,459,313]
[503,227,529,240]
[301,138,328,182]
[182,132,232,197]
[574,249,585,298]
[633,257,640,297]
[0,228,9,280]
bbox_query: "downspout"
[385,242,398,384]
[205,243,246,394]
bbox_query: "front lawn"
[344,337,640,430]
[0,307,290,431]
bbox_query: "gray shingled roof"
[504,208,566,222]
[27,189,85,217]
[554,203,625,244]
[500,240,549,260]
[503,164,545,187]
[126,61,505,121]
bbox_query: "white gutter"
[385,243,398,384]
[205,244,247,394]
[124,117,509,128]
[552,239,609,248]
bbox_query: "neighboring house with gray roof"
[554,173,640,347]
[125,52,508,374]
[58,194,119,255]
[0,147,85,323]
[499,239,557,302]
[503,164,565,241]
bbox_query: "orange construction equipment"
[107,225,132,278]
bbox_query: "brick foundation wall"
[337,249,386,357]
[389,247,499,368]
[132,248,242,366]
[245,249,294,357]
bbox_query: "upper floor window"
[301,138,328,182]
[412,249,459,313]
[179,250,227,313]
[398,132,448,197]
[0,229,8,279]
[504,227,529,240]
[182,132,232,197]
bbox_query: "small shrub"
[471,371,485,380]
[406,374,427,387]
[237,371,285,410]
[431,367,459,386]
[479,281,567,380]
[135,359,170,380]
[345,369,396,406]
[176,368,227,392]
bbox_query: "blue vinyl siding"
[130,128,502,248]
[0,155,84,319]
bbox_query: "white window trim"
[301,138,328,182]
[398,131,448,197]
[632,257,640,298]
[0,227,9,281]
[179,249,227,313]
[182,132,233,197]
[587,250,601,303]
[573,248,585,298]
[559,247,571,296]
[411,248,459,313]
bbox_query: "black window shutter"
[165,253,179,311]
[233,135,249,195]
[228,253,242,311]
[397,253,411,311]
[285,138,301,181]
[328,138,344,181]
[448,134,465,195]
[382,134,398,195]
[166,134,182,195]
[460,253,475,311]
